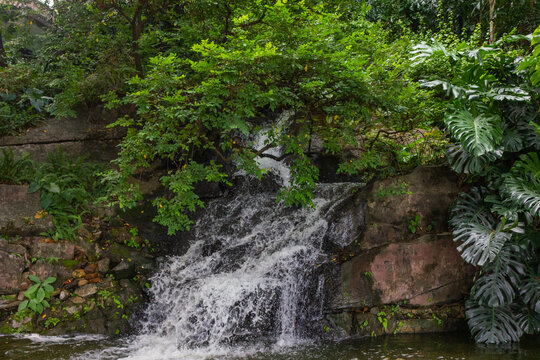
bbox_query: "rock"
[97,258,110,273]
[110,260,133,280]
[84,263,97,274]
[73,236,97,261]
[72,269,86,278]
[89,278,101,284]
[77,226,94,241]
[74,284,97,297]
[78,279,89,287]
[85,273,98,280]
[0,238,26,256]
[17,291,24,301]
[59,290,69,300]
[30,260,71,284]
[338,235,475,307]
[0,185,53,235]
[31,239,75,260]
[71,296,84,304]
[359,166,459,250]
[0,298,20,311]
[0,249,26,295]
[65,305,80,315]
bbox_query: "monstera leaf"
[470,244,526,307]
[454,221,512,266]
[446,144,502,174]
[517,309,540,334]
[521,276,540,313]
[445,109,503,157]
[450,187,495,228]
[466,302,523,343]
[505,153,540,217]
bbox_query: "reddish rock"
[0,185,53,235]
[85,273,98,280]
[78,279,89,287]
[340,235,476,306]
[30,260,71,284]
[84,263,97,274]
[89,277,101,284]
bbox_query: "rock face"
[325,166,475,336]
[0,105,128,162]
[0,185,53,235]
[0,239,26,295]
[338,235,475,308]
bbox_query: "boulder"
[337,235,475,307]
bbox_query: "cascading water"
[78,169,363,360]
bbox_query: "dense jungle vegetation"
[1,0,539,345]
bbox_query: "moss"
[60,259,80,268]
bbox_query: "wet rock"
[31,239,75,260]
[65,305,80,315]
[78,279,89,287]
[97,258,110,273]
[59,290,69,300]
[74,284,97,297]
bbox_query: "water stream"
[2,170,539,359]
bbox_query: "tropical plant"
[413,31,540,344]
[17,275,56,315]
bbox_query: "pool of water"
[1,333,539,360]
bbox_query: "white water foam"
[72,179,361,360]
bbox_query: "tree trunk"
[489,0,496,44]
[0,30,7,68]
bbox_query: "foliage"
[0,148,35,184]
[28,148,104,241]
[413,31,540,344]
[17,275,55,315]
[102,2,440,233]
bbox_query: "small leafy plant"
[17,275,56,315]
[0,149,35,185]
[408,214,422,234]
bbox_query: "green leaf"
[17,300,28,312]
[24,283,40,298]
[445,109,503,157]
[505,153,540,217]
[466,302,523,344]
[36,287,45,303]
[521,276,540,313]
[28,299,38,312]
[48,183,61,193]
[40,194,53,210]
[28,182,40,193]
[43,284,54,294]
[446,144,502,174]
[42,299,50,308]
[42,277,56,285]
[28,274,40,283]
[453,221,512,267]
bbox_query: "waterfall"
[79,170,363,359]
